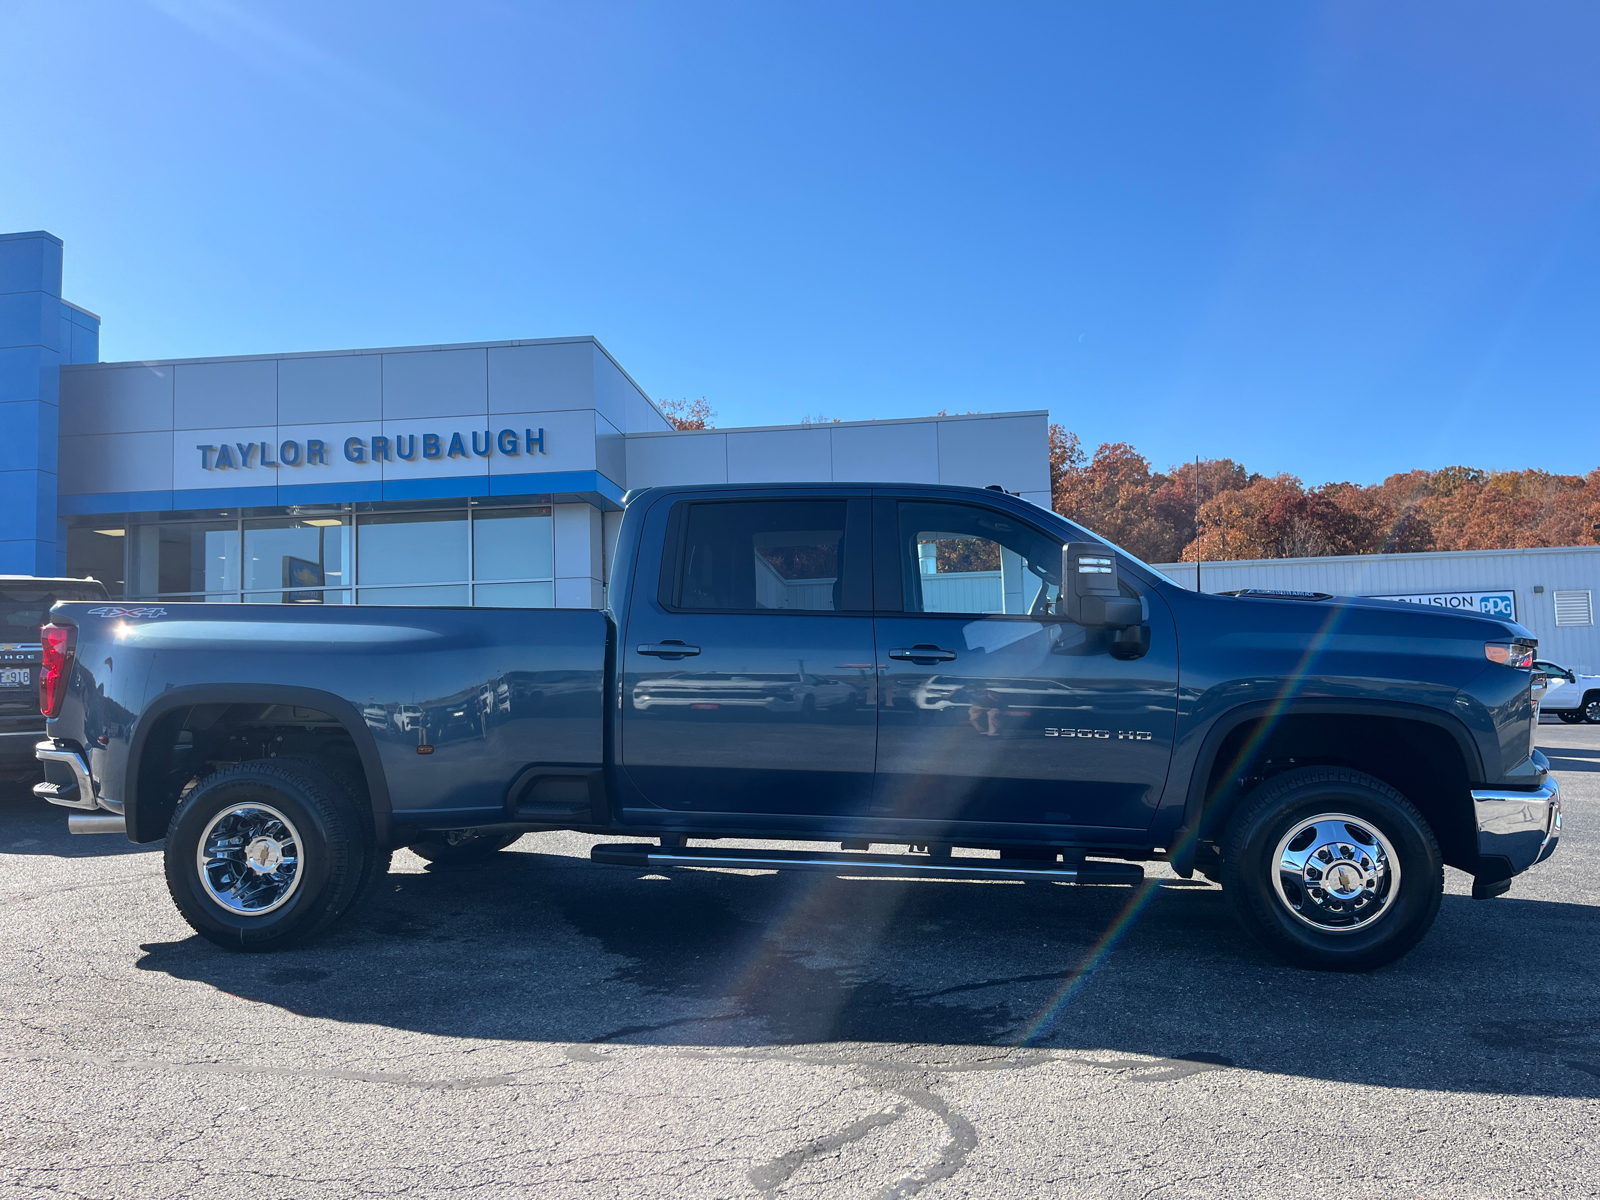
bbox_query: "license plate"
[0,668,29,687]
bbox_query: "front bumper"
[1473,777,1561,877]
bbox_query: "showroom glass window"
[65,525,127,597]
[356,510,470,605]
[84,504,557,607]
[128,521,241,602]
[243,517,352,604]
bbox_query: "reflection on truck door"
[622,497,878,816]
[872,499,1178,830]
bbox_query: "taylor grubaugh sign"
[194,428,547,470]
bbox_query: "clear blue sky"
[4,2,1598,484]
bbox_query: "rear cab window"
[660,499,872,613]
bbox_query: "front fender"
[1164,697,1484,876]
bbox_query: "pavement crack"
[748,1105,908,1195]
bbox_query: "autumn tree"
[1051,438,1171,560]
[658,397,715,430]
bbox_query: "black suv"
[0,577,108,781]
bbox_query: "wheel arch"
[1171,700,1484,877]
[125,684,392,844]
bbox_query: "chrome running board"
[590,843,1144,883]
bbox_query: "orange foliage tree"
[1047,422,1600,561]
[658,397,715,430]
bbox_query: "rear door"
[871,496,1178,831]
[621,494,878,816]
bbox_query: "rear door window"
[667,500,868,613]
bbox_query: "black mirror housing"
[1062,542,1141,629]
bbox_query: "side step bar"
[590,843,1144,884]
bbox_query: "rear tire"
[408,830,521,865]
[164,758,374,952]
[1583,695,1600,724]
[1219,767,1442,972]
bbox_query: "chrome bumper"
[1473,778,1561,876]
[32,740,122,816]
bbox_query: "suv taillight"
[40,623,77,718]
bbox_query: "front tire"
[1558,709,1586,724]
[164,759,375,952]
[1219,767,1442,972]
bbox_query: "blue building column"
[0,231,99,576]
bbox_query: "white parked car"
[1533,659,1600,724]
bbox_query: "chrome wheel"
[196,803,305,915]
[1584,698,1600,724]
[1272,813,1400,934]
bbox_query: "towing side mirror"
[1062,542,1142,629]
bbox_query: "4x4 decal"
[85,606,168,619]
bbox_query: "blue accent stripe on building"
[277,481,383,506]
[172,485,280,510]
[491,470,624,504]
[58,491,174,515]
[381,476,492,502]
[57,471,626,515]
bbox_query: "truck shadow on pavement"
[0,783,158,857]
[1541,747,1600,773]
[133,845,1600,1099]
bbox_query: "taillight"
[40,623,77,717]
[1484,642,1535,669]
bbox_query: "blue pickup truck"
[34,483,1561,971]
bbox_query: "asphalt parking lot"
[3,727,1597,1200]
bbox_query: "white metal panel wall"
[1153,546,1600,672]
[623,411,1049,502]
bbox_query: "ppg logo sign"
[1478,594,1515,618]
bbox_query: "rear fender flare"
[124,684,393,844]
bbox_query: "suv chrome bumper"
[32,740,122,815]
[1472,778,1561,876]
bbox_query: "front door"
[622,495,878,817]
[873,498,1178,831]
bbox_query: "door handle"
[637,641,701,658]
[889,645,957,663]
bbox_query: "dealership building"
[1,231,1050,608]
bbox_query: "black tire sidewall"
[164,761,360,950]
[1222,770,1442,971]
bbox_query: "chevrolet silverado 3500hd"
[34,483,1560,970]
